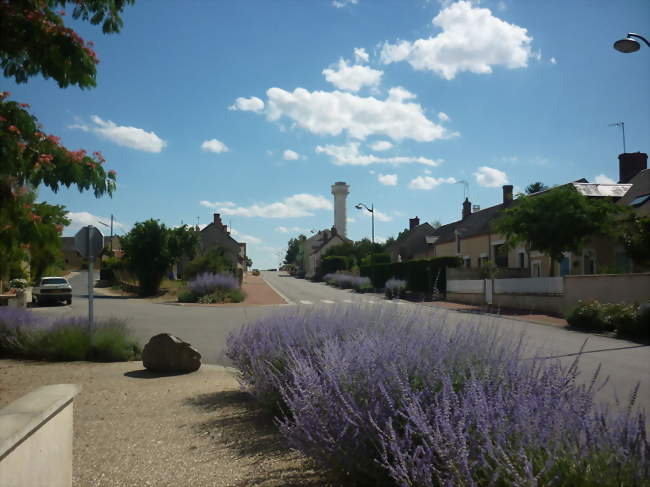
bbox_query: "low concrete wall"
[0,384,80,487]
[494,277,563,294]
[565,273,650,309]
[448,279,484,294]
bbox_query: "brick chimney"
[213,213,228,233]
[409,216,420,230]
[462,198,471,220]
[502,185,513,204]
[618,152,648,183]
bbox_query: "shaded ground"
[0,360,329,487]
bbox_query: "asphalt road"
[31,270,650,418]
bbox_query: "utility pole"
[110,214,114,252]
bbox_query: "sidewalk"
[424,300,569,329]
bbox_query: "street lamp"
[355,202,375,289]
[613,33,650,54]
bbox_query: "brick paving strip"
[0,360,329,487]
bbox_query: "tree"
[120,219,171,296]
[284,235,306,267]
[620,213,650,268]
[168,224,198,267]
[0,1,134,286]
[492,185,621,276]
[525,182,549,194]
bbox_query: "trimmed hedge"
[321,256,350,275]
[360,256,462,293]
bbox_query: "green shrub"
[178,289,198,303]
[100,256,122,281]
[566,300,608,331]
[41,323,92,361]
[321,256,350,275]
[226,289,246,303]
[90,320,142,361]
[183,248,235,280]
[613,303,649,339]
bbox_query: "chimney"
[618,152,647,183]
[213,213,228,233]
[462,197,471,220]
[502,185,513,204]
[331,182,350,238]
[409,216,420,230]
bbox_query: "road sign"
[74,225,104,258]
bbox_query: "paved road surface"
[31,270,650,417]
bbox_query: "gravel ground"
[0,359,330,487]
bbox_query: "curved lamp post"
[355,202,375,289]
[613,33,650,53]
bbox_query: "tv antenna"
[608,121,626,153]
[456,180,469,199]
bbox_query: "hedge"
[360,256,462,293]
[321,256,350,275]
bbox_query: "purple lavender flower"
[226,306,649,485]
[187,272,238,297]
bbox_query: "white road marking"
[299,300,313,305]
[364,300,376,305]
[343,299,355,304]
[321,300,335,304]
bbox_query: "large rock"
[142,333,201,373]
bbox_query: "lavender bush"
[226,306,649,486]
[0,307,140,361]
[187,272,238,297]
[323,273,370,291]
[385,277,406,299]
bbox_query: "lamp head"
[614,37,641,53]
[355,204,363,210]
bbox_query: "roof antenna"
[608,121,626,153]
[456,180,469,199]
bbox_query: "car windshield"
[41,278,68,285]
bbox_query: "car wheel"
[32,296,38,305]
[66,297,72,305]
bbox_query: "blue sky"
[7,0,650,269]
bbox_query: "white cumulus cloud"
[474,166,509,187]
[438,112,449,122]
[283,149,300,160]
[201,194,333,219]
[370,140,393,151]
[65,211,126,236]
[275,226,308,234]
[316,142,441,167]
[200,200,235,208]
[230,228,263,245]
[76,115,166,153]
[378,173,398,186]
[229,96,265,113]
[201,139,229,153]
[256,86,452,142]
[409,176,457,190]
[380,1,534,80]
[357,207,392,222]
[333,0,357,7]
[354,47,370,63]
[323,59,383,92]
[594,174,616,184]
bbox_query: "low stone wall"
[565,273,650,309]
[0,384,80,487]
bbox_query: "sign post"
[74,225,104,329]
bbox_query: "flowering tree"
[0,1,134,284]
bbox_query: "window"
[518,252,525,268]
[463,256,471,268]
[456,235,461,254]
[494,244,508,268]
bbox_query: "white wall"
[447,279,484,293]
[494,277,564,294]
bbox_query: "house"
[196,213,246,281]
[303,227,352,278]
[427,152,647,277]
[387,217,438,262]
[62,235,121,269]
